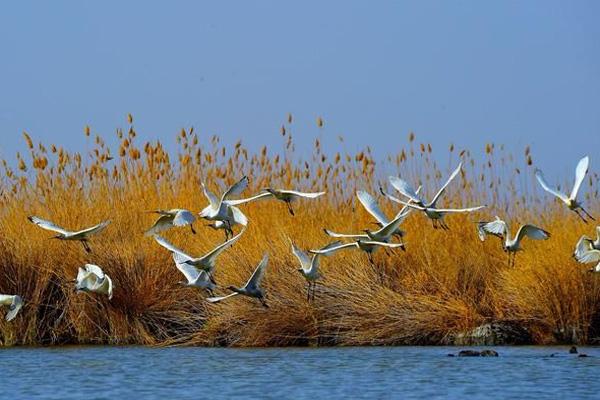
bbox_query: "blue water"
[0,346,598,399]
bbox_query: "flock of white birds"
[1,156,597,322]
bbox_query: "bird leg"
[260,298,269,308]
[190,224,197,235]
[286,201,295,216]
[574,209,588,223]
[441,220,450,230]
[368,252,375,265]
[81,240,92,253]
[581,207,596,221]
[432,219,438,229]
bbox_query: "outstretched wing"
[6,295,23,322]
[534,169,569,203]
[173,254,201,283]
[357,190,389,225]
[154,235,195,260]
[200,227,246,268]
[372,211,409,239]
[515,224,550,244]
[570,156,589,201]
[229,206,248,226]
[429,162,462,207]
[477,217,508,241]
[322,228,367,239]
[574,236,600,264]
[360,240,405,248]
[206,292,239,303]
[278,190,325,199]
[434,205,486,213]
[309,242,358,255]
[145,215,173,236]
[84,264,106,280]
[245,253,269,290]
[290,241,312,271]
[73,220,111,236]
[173,210,196,226]
[225,192,273,206]
[221,176,249,201]
[27,216,69,235]
[389,176,424,204]
[201,182,220,210]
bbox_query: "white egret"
[74,264,113,300]
[28,216,110,253]
[144,209,196,236]
[573,227,600,272]
[153,228,245,284]
[477,216,550,267]
[0,294,23,321]
[535,156,594,223]
[207,254,269,307]
[310,239,405,265]
[199,176,250,240]
[384,163,484,229]
[291,240,341,302]
[228,189,325,216]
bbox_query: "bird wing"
[27,216,69,235]
[434,205,486,213]
[76,266,89,283]
[570,156,589,201]
[309,242,358,255]
[357,190,389,225]
[384,199,427,211]
[323,228,368,239]
[477,217,508,241]
[225,192,273,206]
[244,253,269,290]
[173,254,201,283]
[84,264,106,280]
[73,220,111,236]
[201,182,220,210]
[229,206,249,226]
[515,224,550,244]
[534,169,569,203]
[360,240,405,248]
[199,227,246,268]
[372,211,410,239]
[154,235,195,260]
[6,295,23,322]
[389,176,424,204]
[221,176,249,201]
[173,210,196,226]
[574,236,600,264]
[429,162,462,207]
[145,215,174,236]
[290,242,312,271]
[206,292,239,303]
[277,190,325,198]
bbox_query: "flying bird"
[28,216,110,253]
[0,294,23,322]
[477,217,550,267]
[310,239,405,265]
[144,209,196,236]
[199,176,250,240]
[228,189,325,216]
[153,228,245,285]
[535,156,594,223]
[383,163,485,229]
[291,240,341,302]
[74,264,113,299]
[207,254,269,307]
[573,227,600,272]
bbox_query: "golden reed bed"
[0,116,599,346]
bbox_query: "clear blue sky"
[0,1,598,175]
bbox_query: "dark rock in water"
[452,321,532,346]
[578,354,589,358]
[480,350,499,357]
[458,350,481,357]
[447,353,455,357]
[569,346,578,354]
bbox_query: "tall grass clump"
[0,119,599,346]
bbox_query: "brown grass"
[1,119,599,346]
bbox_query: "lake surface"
[0,346,598,399]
